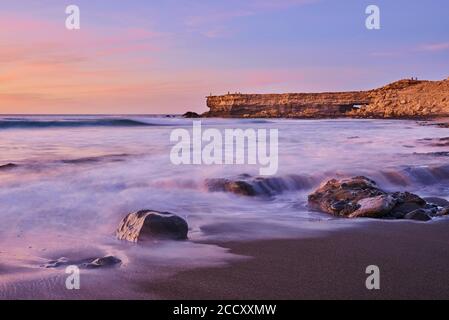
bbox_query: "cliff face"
[204,78,449,118]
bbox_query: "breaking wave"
[0,118,158,129]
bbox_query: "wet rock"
[116,210,188,242]
[182,111,201,118]
[431,140,449,147]
[205,174,313,197]
[0,163,17,171]
[43,256,121,269]
[424,204,440,216]
[308,176,435,221]
[308,176,386,217]
[389,192,427,218]
[205,178,257,196]
[43,257,69,268]
[414,152,449,157]
[82,256,121,269]
[349,195,396,218]
[436,207,449,217]
[424,197,449,207]
[404,209,432,221]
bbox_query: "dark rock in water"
[182,111,201,118]
[82,256,121,269]
[43,257,70,268]
[349,195,396,218]
[431,141,449,147]
[308,176,434,221]
[0,163,18,171]
[418,137,449,147]
[43,256,121,269]
[389,192,427,218]
[116,210,188,242]
[205,174,313,197]
[414,151,449,157]
[404,209,432,221]
[205,178,257,196]
[308,176,387,217]
[424,197,449,207]
[436,207,449,217]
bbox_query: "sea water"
[1,115,448,298]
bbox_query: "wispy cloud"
[185,0,318,38]
[418,42,449,52]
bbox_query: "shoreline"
[2,217,449,299]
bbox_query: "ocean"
[1,115,448,298]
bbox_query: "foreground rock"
[116,210,188,242]
[308,176,448,221]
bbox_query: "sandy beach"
[149,219,449,300]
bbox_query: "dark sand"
[147,219,449,300]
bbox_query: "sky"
[0,0,448,114]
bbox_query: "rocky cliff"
[203,78,449,118]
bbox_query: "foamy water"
[1,115,449,298]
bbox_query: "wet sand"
[2,219,449,299]
[147,219,449,300]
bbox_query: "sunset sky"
[0,0,448,114]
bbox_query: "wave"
[201,164,449,197]
[60,153,131,165]
[0,118,158,129]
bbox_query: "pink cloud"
[419,42,449,52]
[0,12,173,114]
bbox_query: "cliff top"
[208,77,448,98]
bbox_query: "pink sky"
[0,1,448,114]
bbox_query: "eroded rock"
[349,195,396,218]
[308,176,387,217]
[308,176,443,221]
[116,210,188,242]
[424,197,449,207]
